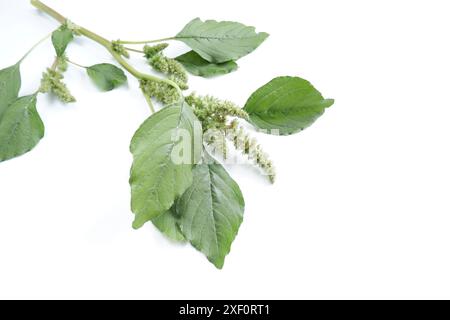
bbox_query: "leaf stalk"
[117,38,175,45]
[19,32,52,64]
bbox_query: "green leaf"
[152,207,186,242]
[0,95,44,162]
[52,25,74,57]
[86,63,127,91]
[176,153,245,269]
[130,101,202,229]
[0,64,21,119]
[176,18,269,63]
[175,51,238,78]
[244,76,334,135]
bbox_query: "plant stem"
[118,37,175,45]
[30,0,182,98]
[67,59,87,69]
[50,56,59,70]
[124,47,144,54]
[141,88,156,113]
[19,32,52,64]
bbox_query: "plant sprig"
[0,0,334,269]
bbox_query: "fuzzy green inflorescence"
[186,93,276,182]
[139,79,181,105]
[143,43,168,58]
[39,55,75,103]
[144,44,188,90]
[186,93,248,130]
[228,120,276,183]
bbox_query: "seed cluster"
[186,93,276,182]
[186,93,249,130]
[39,55,75,103]
[144,44,188,90]
[228,120,276,183]
[140,79,181,105]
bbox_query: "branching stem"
[30,0,182,104]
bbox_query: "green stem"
[19,32,52,64]
[67,59,87,69]
[124,47,144,54]
[141,88,156,113]
[30,0,182,98]
[50,56,59,70]
[118,37,175,45]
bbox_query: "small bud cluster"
[66,19,82,36]
[112,41,130,59]
[144,44,188,90]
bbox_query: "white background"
[0,0,449,299]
